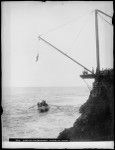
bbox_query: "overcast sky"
[2,1,113,87]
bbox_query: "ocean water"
[2,87,89,141]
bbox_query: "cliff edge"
[57,69,114,141]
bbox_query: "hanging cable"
[82,78,92,91]
[68,11,93,50]
[40,10,95,37]
[98,13,113,26]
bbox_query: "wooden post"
[95,9,100,72]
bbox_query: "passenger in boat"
[37,102,40,107]
[42,100,48,106]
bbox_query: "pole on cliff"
[95,9,100,73]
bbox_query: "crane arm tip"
[38,34,42,39]
[38,36,41,41]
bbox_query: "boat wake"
[27,104,79,117]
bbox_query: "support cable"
[40,10,95,37]
[82,79,92,91]
[69,11,93,50]
[98,13,113,26]
[97,9,112,19]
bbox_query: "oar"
[29,104,37,109]
[50,104,62,110]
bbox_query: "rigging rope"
[40,10,95,37]
[68,11,93,50]
[98,13,113,26]
[82,78,92,92]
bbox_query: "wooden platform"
[80,74,96,79]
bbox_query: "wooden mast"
[94,9,112,73]
[95,9,100,72]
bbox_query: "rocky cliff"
[57,69,114,141]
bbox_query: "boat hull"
[38,106,50,113]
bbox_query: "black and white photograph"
[1,1,114,149]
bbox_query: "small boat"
[37,100,50,112]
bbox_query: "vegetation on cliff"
[57,69,114,141]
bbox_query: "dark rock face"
[57,69,114,141]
